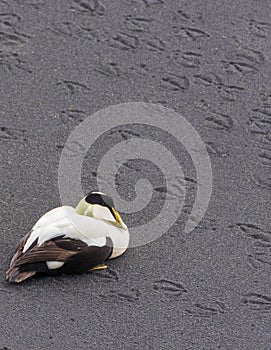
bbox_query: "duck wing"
[11,237,80,267]
[6,236,112,283]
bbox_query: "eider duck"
[6,191,129,283]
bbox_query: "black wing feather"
[6,236,113,283]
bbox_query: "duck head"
[75,191,128,230]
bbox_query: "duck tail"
[6,266,36,283]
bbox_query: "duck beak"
[112,208,128,230]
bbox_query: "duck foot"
[90,264,107,271]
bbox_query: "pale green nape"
[75,198,93,217]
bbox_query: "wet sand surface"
[0,1,271,349]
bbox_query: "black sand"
[0,0,271,349]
